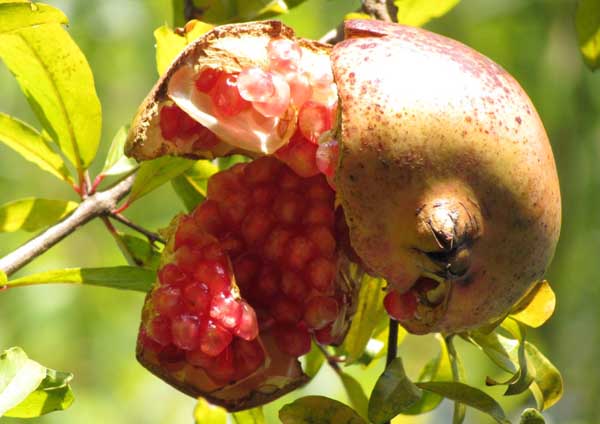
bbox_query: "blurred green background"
[0,0,596,423]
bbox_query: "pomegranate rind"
[332,20,561,334]
[136,215,309,411]
[126,21,332,160]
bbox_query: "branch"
[362,0,398,22]
[109,212,166,245]
[0,175,135,277]
[386,319,398,366]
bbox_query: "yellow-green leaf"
[416,381,510,424]
[194,398,226,423]
[128,156,195,204]
[368,358,421,424]
[0,347,46,417]
[0,198,77,232]
[520,408,546,424]
[525,342,563,411]
[154,21,213,75]
[394,0,461,27]
[0,23,102,170]
[511,281,556,328]
[340,269,388,364]
[0,2,67,34]
[340,372,368,419]
[7,266,155,292]
[0,113,73,183]
[101,126,137,177]
[232,407,265,424]
[5,369,74,418]
[576,0,600,71]
[280,396,366,424]
[302,342,324,378]
[171,159,219,211]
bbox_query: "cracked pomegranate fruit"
[127,19,561,409]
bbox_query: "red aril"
[303,296,339,329]
[211,73,251,116]
[210,293,242,329]
[171,315,201,351]
[234,302,259,341]
[199,319,233,357]
[273,324,311,357]
[384,290,418,321]
[298,101,332,143]
[195,67,222,93]
[153,286,182,317]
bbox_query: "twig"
[317,343,344,374]
[0,174,135,277]
[109,212,165,245]
[386,319,398,366]
[361,0,398,22]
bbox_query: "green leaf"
[446,336,466,424]
[340,372,368,419]
[0,113,73,183]
[500,319,535,396]
[576,0,600,71]
[302,343,325,378]
[113,232,162,270]
[101,126,137,177]
[171,160,219,211]
[340,269,389,364]
[279,396,366,424]
[5,369,74,418]
[520,408,545,424]
[154,22,213,75]
[510,281,556,328]
[232,407,265,424]
[467,330,519,374]
[128,156,195,204]
[416,382,510,424]
[394,0,461,27]
[0,198,78,232]
[0,347,46,417]
[194,397,226,423]
[368,358,421,424]
[403,334,453,415]
[525,342,563,411]
[0,23,102,170]
[0,2,67,34]
[7,266,155,292]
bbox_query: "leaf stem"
[108,212,165,245]
[386,318,398,366]
[316,343,345,375]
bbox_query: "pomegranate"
[127,19,561,409]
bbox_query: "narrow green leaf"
[101,126,137,177]
[500,319,535,396]
[520,408,545,424]
[340,372,368,419]
[403,334,453,415]
[0,23,102,169]
[7,266,155,292]
[0,347,46,417]
[232,407,265,424]
[576,0,600,71]
[0,113,73,183]
[0,2,67,34]
[5,369,74,418]
[171,160,219,211]
[302,343,325,378]
[510,281,556,328]
[128,156,195,204]
[194,397,226,423]
[279,396,366,424]
[467,330,519,374]
[394,0,461,27]
[525,342,563,411]
[340,269,388,364]
[446,336,466,424]
[0,198,78,232]
[416,382,510,424]
[368,358,421,424]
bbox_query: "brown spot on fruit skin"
[333,20,561,334]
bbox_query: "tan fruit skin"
[332,20,561,334]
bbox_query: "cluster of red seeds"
[159,37,340,181]
[141,157,342,385]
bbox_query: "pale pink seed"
[267,38,302,75]
[298,101,332,143]
[287,72,312,107]
[252,73,291,117]
[234,302,259,341]
[316,139,339,177]
[237,67,275,102]
[209,293,242,329]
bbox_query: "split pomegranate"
[128,19,561,410]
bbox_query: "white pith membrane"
[133,25,354,411]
